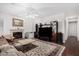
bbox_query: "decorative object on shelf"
[12,18,23,27]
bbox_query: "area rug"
[0,39,65,56]
[18,39,65,56]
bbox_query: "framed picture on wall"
[12,18,23,27]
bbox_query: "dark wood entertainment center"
[34,21,63,44]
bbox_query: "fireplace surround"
[10,29,24,38]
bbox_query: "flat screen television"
[39,27,52,41]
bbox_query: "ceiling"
[0,3,79,17]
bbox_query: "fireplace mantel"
[10,29,24,32]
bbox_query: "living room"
[0,3,79,56]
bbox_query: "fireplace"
[13,32,22,39]
[10,29,24,38]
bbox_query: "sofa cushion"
[3,34,15,42]
[0,38,9,46]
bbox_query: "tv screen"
[39,27,52,37]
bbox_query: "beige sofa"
[3,34,15,42]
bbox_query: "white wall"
[0,13,24,35]
[77,17,79,41]
[3,15,12,35]
[0,23,3,36]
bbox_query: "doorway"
[68,21,77,37]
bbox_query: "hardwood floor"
[62,36,79,56]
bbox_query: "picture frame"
[12,18,23,27]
